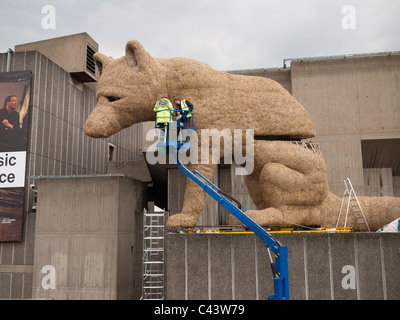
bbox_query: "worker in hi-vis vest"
[174,99,193,142]
[154,97,173,143]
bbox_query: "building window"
[361,139,400,197]
[108,143,116,162]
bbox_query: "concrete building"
[0,33,399,299]
[0,33,144,299]
[14,32,99,83]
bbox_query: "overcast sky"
[1,0,399,71]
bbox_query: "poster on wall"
[0,71,31,242]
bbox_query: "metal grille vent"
[86,43,96,76]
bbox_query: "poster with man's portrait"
[0,71,32,242]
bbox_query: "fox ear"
[125,40,153,72]
[94,53,112,76]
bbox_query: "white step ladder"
[141,208,168,300]
[336,178,371,231]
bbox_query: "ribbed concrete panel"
[32,176,146,300]
[291,55,400,197]
[166,233,400,300]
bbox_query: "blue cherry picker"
[155,108,289,300]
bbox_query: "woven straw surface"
[84,40,315,139]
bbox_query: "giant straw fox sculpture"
[84,40,400,230]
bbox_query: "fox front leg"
[166,162,217,228]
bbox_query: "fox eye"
[106,96,121,103]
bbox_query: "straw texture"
[84,40,315,138]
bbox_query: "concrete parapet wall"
[166,232,400,300]
[32,175,146,300]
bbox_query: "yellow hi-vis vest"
[154,98,173,124]
[181,100,192,118]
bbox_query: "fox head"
[85,40,316,140]
[84,40,168,138]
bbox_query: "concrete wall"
[32,175,146,300]
[166,232,400,300]
[15,32,98,82]
[229,68,292,93]
[291,54,400,196]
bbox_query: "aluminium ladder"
[336,178,371,231]
[141,208,167,300]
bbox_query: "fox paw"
[166,213,199,228]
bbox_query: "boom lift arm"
[175,157,289,300]
[155,109,289,300]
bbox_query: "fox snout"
[83,104,125,138]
